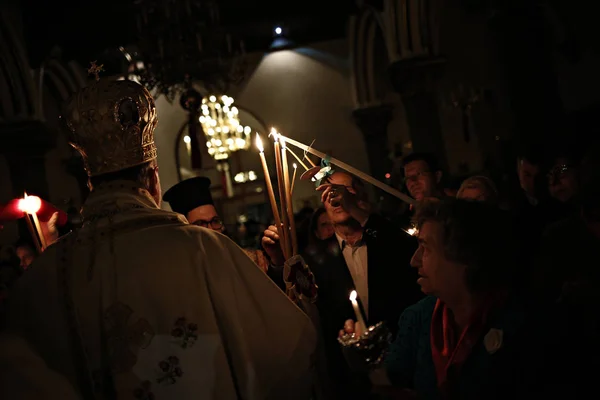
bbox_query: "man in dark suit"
[262,171,422,398]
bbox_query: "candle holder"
[337,321,392,373]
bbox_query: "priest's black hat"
[163,177,214,216]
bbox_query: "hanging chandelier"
[133,0,246,101]
[200,95,252,161]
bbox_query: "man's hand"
[40,212,60,247]
[317,183,370,226]
[261,225,285,266]
[338,319,364,338]
[317,183,357,210]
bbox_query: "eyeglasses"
[404,171,431,184]
[193,217,224,230]
[547,165,572,181]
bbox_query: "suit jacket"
[306,214,423,339]
[302,214,423,399]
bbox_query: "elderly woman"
[342,199,526,399]
[456,175,498,204]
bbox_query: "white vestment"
[7,182,316,399]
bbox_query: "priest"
[163,177,270,273]
[163,177,225,233]
[7,78,315,399]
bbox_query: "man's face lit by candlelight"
[404,160,441,201]
[322,172,356,225]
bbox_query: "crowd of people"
[0,78,598,399]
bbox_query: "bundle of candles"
[256,128,415,260]
[256,130,304,260]
[256,128,408,366]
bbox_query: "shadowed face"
[315,212,334,240]
[404,160,440,201]
[457,187,487,202]
[410,221,465,298]
[187,205,224,232]
[16,245,35,269]
[517,159,539,198]
[547,158,578,203]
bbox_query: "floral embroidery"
[285,256,318,303]
[156,355,184,385]
[133,380,155,399]
[171,317,198,348]
[104,303,155,373]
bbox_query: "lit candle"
[281,138,297,256]
[272,129,290,259]
[278,134,415,205]
[291,163,298,194]
[285,147,309,171]
[18,193,45,253]
[349,290,367,333]
[256,134,286,257]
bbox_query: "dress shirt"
[336,233,369,318]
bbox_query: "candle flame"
[349,290,357,302]
[293,163,297,169]
[406,227,417,236]
[255,134,264,153]
[280,136,286,148]
[18,193,42,214]
[270,127,279,142]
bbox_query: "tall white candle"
[349,290,366,332]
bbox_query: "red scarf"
[429,295,502,396]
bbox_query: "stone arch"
[384,0,441,61]
[0,12,38,121]
[349,6,391,108]
[35,53,87,120]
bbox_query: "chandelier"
[200,95,252,160]
[133,0,246,101]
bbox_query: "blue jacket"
[384,296,528,399]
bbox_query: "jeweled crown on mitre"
[63,79,158,176]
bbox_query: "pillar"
[352,104,394,182]
[490,5,564,145]
[388,58,449,172]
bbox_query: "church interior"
[1,0,599,247]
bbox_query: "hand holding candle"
[256,134,286,257]
[18,193,44,253]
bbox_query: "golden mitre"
[63,79,158,176]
